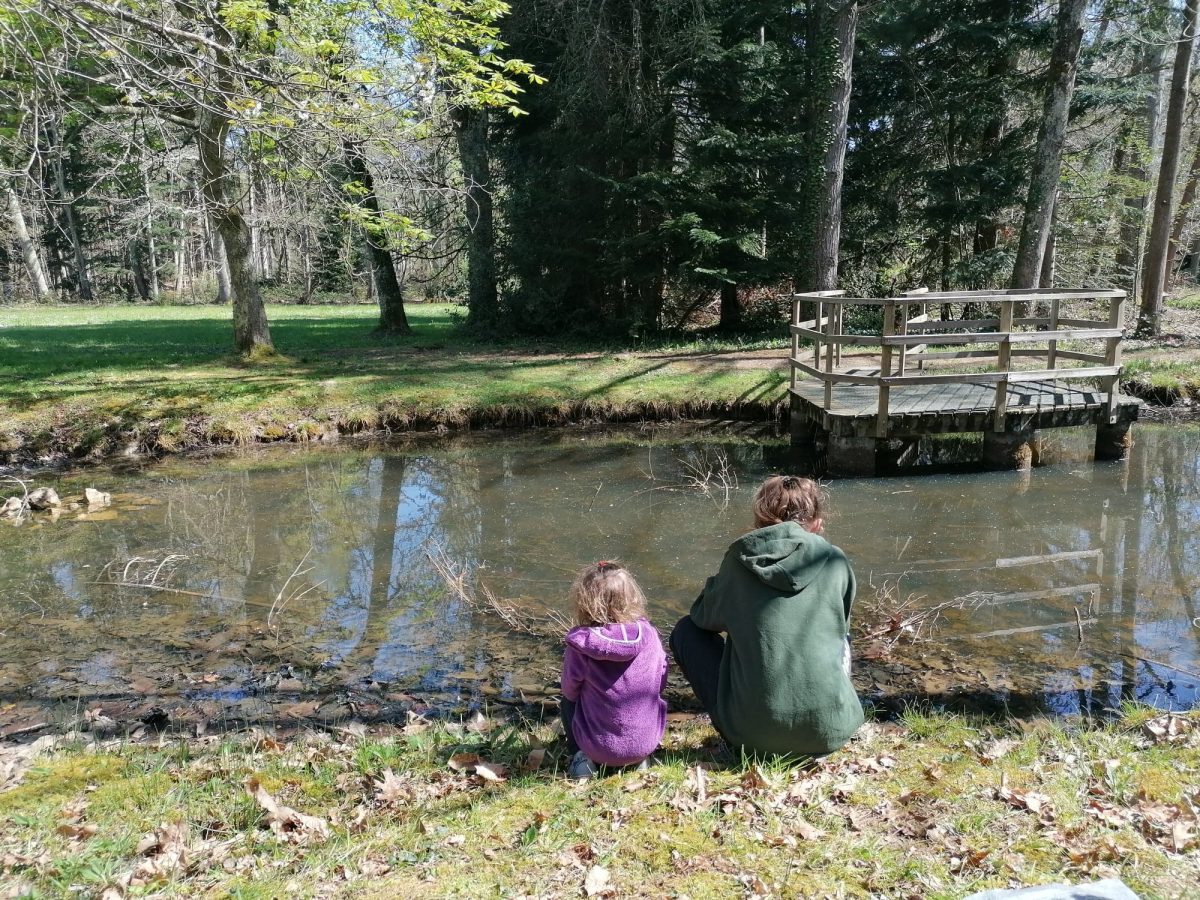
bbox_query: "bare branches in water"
[426,545,573,640]
[636,447,739,510]
[854,576,986,658]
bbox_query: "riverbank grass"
[2,707,1197,898]
[0,304,788,460]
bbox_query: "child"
[560,561,668,779]
[669,475,863,757]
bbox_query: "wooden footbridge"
[788,288,1141,476]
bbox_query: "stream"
[2,424,1199,738]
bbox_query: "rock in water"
[0,496,23,518]
[27,487,60,510]
[84,488,112,507]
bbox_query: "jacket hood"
[565,619,653,662]
[733,522,842,594]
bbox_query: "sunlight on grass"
[0,304,790,459]
[1,708,1196,898]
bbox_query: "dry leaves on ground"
[994,774,1055,825]
[127,822,190,886]
[245,776,330,845]
[373,768,412,806]
[583,864,612,897]
[446,751,508,783]
[1142,713,1195,745]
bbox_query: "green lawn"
[0,304,788,459]
[1,707,1196,898]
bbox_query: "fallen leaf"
[523,747,547,771]
[465,711,492,733]
[583,864,610,897]
[448,752,482,772]
[373,769,411,805]
[282,700,320,719]
[738,872,771,897]
[128,676,157,694]
[1143,714,1194,745]
[741,765,770,791]
[474,761,508,783]
[980,738,1019,764]
[359,856,391,877]
[995,777,1054,822]
[245,776,329,845]
[444,833,466,847]
[795,819,824,841]
[337,722,368,740]
[128,822,189,886]
[56,823,98,840]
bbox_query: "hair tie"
[597,560,612,569]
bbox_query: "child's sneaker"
[632,757,651,771]
[568,751,599,780]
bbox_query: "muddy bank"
[5,384,1197,469]
[0,396,793,468]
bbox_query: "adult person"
[669,475,864,757]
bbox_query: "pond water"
[2,424,1199,737]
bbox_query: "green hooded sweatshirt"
[691,521,864,756]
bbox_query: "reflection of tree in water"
[4,431,1200,723]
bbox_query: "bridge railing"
[789,288,1127,437]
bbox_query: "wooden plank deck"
[791,374,1141,438]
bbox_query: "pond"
[2,424,1199,738]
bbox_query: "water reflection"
[2,426,1199,735]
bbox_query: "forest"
[2,0,1199,349]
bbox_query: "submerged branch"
[853,577,987,658]
[426,545,573,640]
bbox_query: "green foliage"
[844,0,1050,293]
[493,1,847,336]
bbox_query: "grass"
[1,707,1197,898]
[1121,358,1200,403]
[0,303,789,460]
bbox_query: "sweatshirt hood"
[565,619,652,662]
[732,522,841,593]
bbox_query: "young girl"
[560,561,668,779]
[670,475,863,757]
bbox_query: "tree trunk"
[130,243,150,300]
[1113,46,1167,295]
[1039,198,1057,289]
[343,140,411,334]
[1166,137,1200,286]
[1139,0,1200,336]
[45,122,94,301]
[719,282,741,330]
[212,230,233,304]
[142,169,160,302]
[173,234,186,294]
[810,1,858,292]
[452,107,499,327]
[196,106,273,353]
[6,185,51,300]
[1010,0,1088,290]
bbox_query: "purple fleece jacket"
[561,618,668,766]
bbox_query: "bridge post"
[1095,420,1133,461]
[827,435,879,477]
[982,428,1040,471]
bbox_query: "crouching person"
[560,561,668,779]
[670,475,863,758]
